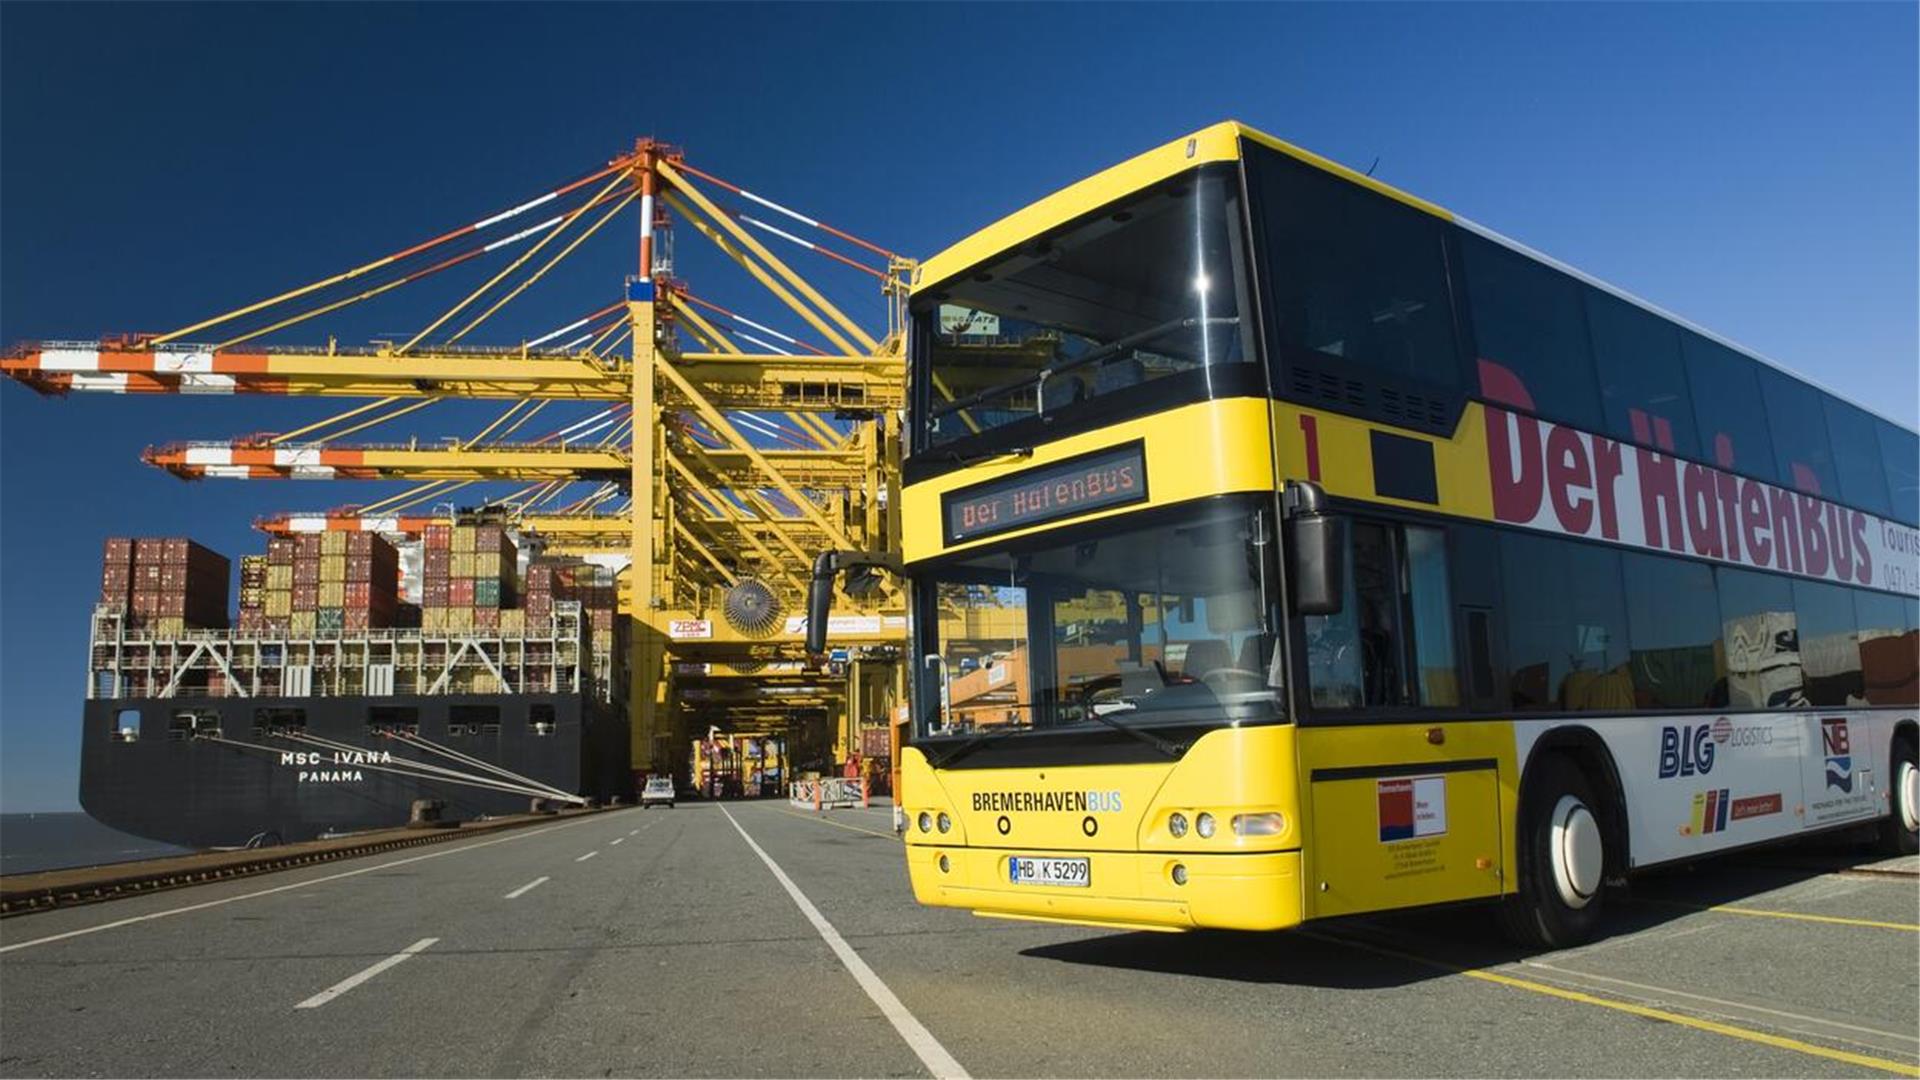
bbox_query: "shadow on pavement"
[1021,838,1909,986]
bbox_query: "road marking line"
[1525,961,1920,1046]
[503,876,550,900]
[1306,931,1920,1077]
[721,805,968,1080]
[295,937,438,1009]
[610,837,624,845]
[776,808,902,841]
[0,812,622,954]
[575,851,598,862]
[628,829,639,836]
[1632,897,1919,932]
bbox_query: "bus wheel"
[1501,755,1606,949]
[1877,735,1917,856]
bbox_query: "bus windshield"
[915,497,1283,741]
[915,164,1253,452]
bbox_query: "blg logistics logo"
[1659,723,1717,778]
[1659,717,1774,779]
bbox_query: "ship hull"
[80,694,630,850]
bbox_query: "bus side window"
[1305,520,1459,710]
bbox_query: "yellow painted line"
[777,808,903,842]
[1306,931,1920,1078]
[1633,897,1919,932]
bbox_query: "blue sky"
[3,3,1914,811]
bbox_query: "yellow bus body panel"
[1271,400,1497,523]
[902,718,1525,932]
[1293,721,1522,919]
[900,397,1276,564]
[900,726,1306,932]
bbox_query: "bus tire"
[1501,754,1607,949]
[1877,733,1917,856]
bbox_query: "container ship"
[81,527,631,850]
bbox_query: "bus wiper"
[1082,701,1186,759]
[929,315,1241,421]
[925,728,1017,768]
[927,446,1034,467]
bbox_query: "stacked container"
[236,555,269,632]
[106,538,230,635]
[421,524,518,634]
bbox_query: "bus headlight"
[1171,863,1188,885]
[937,812,951,833]
[917,812,932,833]
[1232,812,1286,837]
[1196,812,1216,838]
[1168,812,1188,838]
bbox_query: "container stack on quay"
[525,556,626,701]
[240,532,403,635]
[420,524,519,635]
[100,538,230,637]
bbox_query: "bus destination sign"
[942,440,1148,545]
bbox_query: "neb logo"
[1659,725,1716,778]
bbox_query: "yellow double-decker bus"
[810,121,1919,946]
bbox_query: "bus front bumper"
[906,844,1304,932]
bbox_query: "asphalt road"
[2,802,1915,1078]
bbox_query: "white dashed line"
[610,837,624,846]
[576,851,598,862]
[720,804,969,1079]
[503,876,550,900]
[295,938,437,1009]
[0,813,615,955]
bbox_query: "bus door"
[1298,519,1508,917]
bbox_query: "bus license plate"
[1009,856,1089,887]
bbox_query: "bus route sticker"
[1378,776,1447,842]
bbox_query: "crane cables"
[152,158,639,352]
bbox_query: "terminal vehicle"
[810,121,1920,946]
[641,775,677,809]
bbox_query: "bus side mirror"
[806,550,902,655]
[806,553,838,655]
[1288,513,1347,616]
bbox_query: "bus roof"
[913,120,1449,293]
[913,120,1915,436]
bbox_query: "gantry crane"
[2,139,913,782]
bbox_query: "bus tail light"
[1233,812,1286,837]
